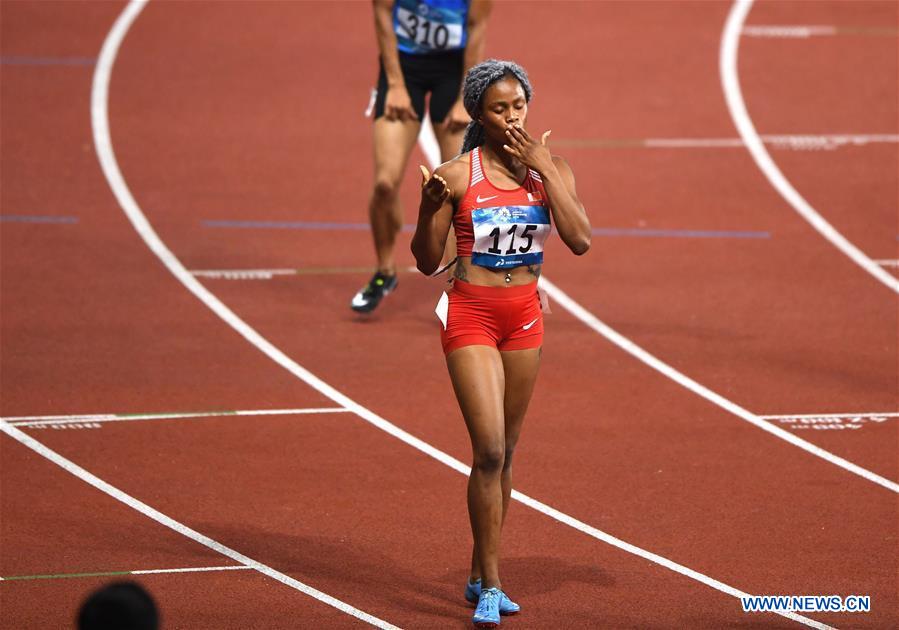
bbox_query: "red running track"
[2,1,896,628]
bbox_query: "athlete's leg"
[369,117,421,274]
[468,346,541,582]
[499,347,541,520]
[447,344,507,590]
[429,55,464,268]
[433,123,465,163]
[429,124,463,266]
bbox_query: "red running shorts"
[439,279,544,355]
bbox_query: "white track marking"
[3,565,251,580]
[132,565,250,575]
[742,25,837,38]
[536,277,899,493]
[78,4,836,627]
[742,24,899,38]
[90,1,399,626]
[721,0,899,294]
[509,492,833,629]
[192,268,299,279]
[417,112,442,168]
[875,259,899,268]
[190,266,420,280]
[648,134,899,150]
[416,113,898,493]
[3,407,349,427]
[761,412,899,420]
[557,134,899,150]
[0,422,397,629]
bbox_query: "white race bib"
[395,6,464,53]
[471,205,551,269]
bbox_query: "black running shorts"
[373,49,464,123]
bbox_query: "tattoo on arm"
[526,264,542,279]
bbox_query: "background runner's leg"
[432,123,465,267]
[370,117,421,275]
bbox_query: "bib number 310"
[404,14,451,49]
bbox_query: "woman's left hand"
[503,125,553,173]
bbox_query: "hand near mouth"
[502,125,553,173]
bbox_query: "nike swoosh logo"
[476,195,499,203]
[522,318,539,331]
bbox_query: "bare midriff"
[452,257,541,287]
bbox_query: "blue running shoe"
[464,578,480,604]
[472,587,502,628]
[466,579,520,615]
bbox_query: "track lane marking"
[553,134,899,150]
[762,412,899,420]
[83,1,397,626]
[742,25,899,38]
[3,407,350,427]
[190,266,419,279]
[534,277,899,494]
[1,565,251,581]
[416,116,898,492]
[721,0,899,293]
[78,2,836,626]
[0,422,397,629]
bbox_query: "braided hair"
[460,59,533,153]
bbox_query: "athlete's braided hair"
[461,59,532,153]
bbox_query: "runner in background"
[351,0,492,313]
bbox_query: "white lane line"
[85,4,833,628]
[535,278,899,493]
[416,117,897,492]
[0,422,396,629]
[417,112,442,168]
[742,25,837,38]
[192,268,299,279]
[88,1,398,626]
[133,565,250,575]
[1,565,251,581]
[874,259,899,268]
[4,407,350,427]
[742,24,899,38]
[761,412,899,420]
[190,266,420,280]
[556,134,899,150]
[721,0,899,294]
[509,493,833,630]
[649,134,899,150]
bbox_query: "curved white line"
[85,0,398,626]
[721,0,899,294]
[538,278,899,494]
[417,142,898,491]
[0,422,396,630]
[74,2,837,628]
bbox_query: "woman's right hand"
[419,165,451,211]
[384,85,418,122]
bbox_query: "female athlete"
[410,59,591,627]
